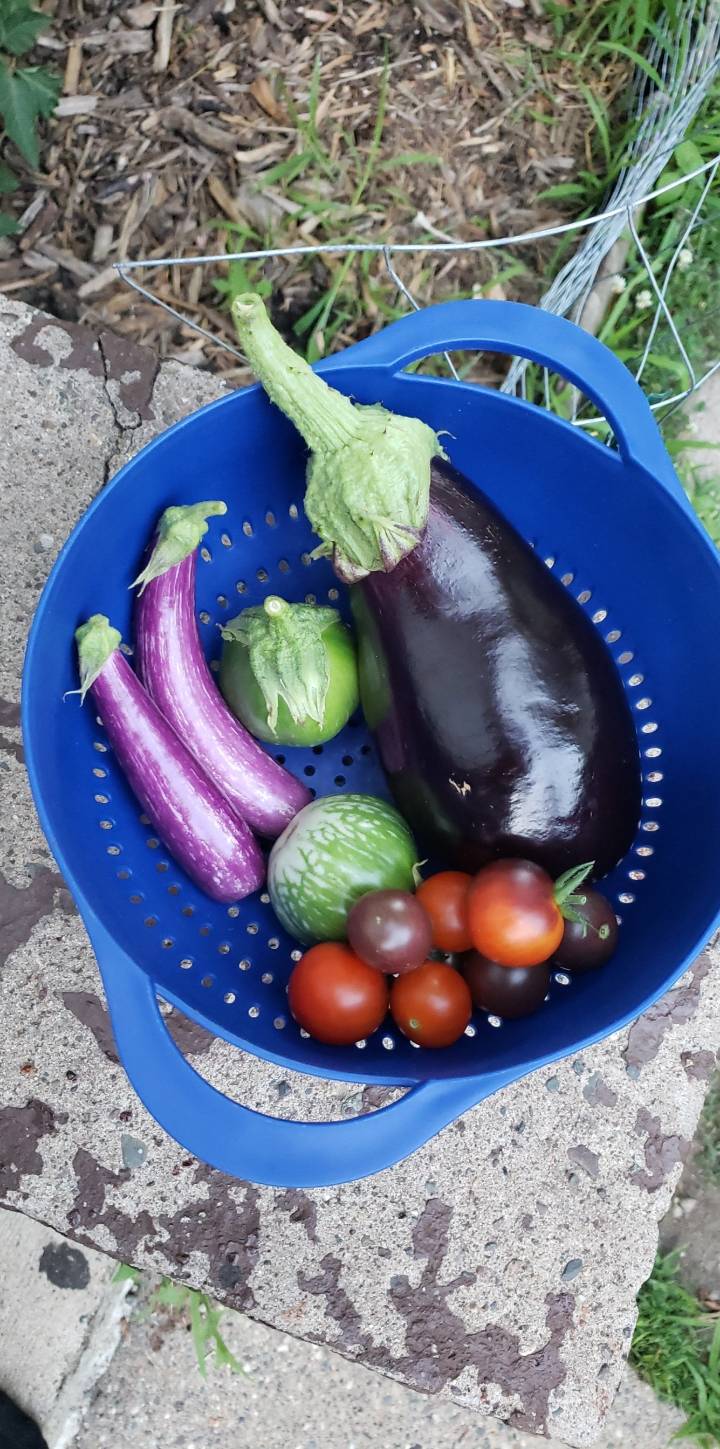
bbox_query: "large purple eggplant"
[134,503,310,839]
[75,615,265,902]
[232,296,641,878]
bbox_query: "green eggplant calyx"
[232,293,445,583]
[554,861,595,922]
[221,598,341,730]
[133,501,227,593]
[75,614,122,702]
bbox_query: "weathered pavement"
[1,297,719,1447]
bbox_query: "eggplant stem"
[133,501,227,592]
[232,294,359,454]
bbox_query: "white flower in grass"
[611,275,627,295]
[678,247,693,270]
[635,288,654,311]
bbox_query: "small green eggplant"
[219,595,359,747]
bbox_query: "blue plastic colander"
[22,302,720,1188]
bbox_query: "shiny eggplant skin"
[350,459,641,879]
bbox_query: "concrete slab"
[74,1280,685,1449]
[0,1207,129,1449]
[1,297,719,1447]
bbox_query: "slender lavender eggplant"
[232,295,641,879]
[133,503,310,838]
[75,616,265,902]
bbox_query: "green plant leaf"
[0,3,49,55]
[0,61,60,167]
[112,1263,142,1284]
[0,211,18,235]
[0,161,19,192]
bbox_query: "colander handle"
[319,299,686,504]
[91,918,515,1188]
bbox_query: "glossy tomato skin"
[390,961,472,1048]
[288,943,389,1046]
[347,889,432,973]
[416,871,473,953]
[553,889,619,972]
[462,951,551,1019]
[467,858,563,967]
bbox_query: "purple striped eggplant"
[133,503,310,838]
[231,295,641,879]
[75,615,265,902]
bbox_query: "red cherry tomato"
[288,943,389,1046]
[390,961,472,1048]
[415,871,473,953]
[467,859,564,967]
[347,889,433,973]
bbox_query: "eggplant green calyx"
[554,861,595,926]
[133,501,227,592]
[221,597,341,729]
[75,614,122,702]
[231,293,445,583]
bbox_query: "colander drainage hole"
[243,520,253,537]
[199,924,212,936]
[257,568,268,583]
[144,915,157,928]
[577,589,591,604]
[227,904,240,918]
[93,741,107,753]
[117,869,130,881]
[290,949,302,962]
[312,745,324,756]
[304,765,315,777]
[273,1015,286,1030]
[239,959,251,971]
[146,837,159,850]
[261,972,274,984]
[288,503,299,520]
[161,938,173,949]
[107,845,121,856]
[92,767,107,778]
[249,1005,260,1018]
[94,793,109,804]
[156,861,169,873]
[278,558,290,573]
[260,892,270,905]
[382,1035,395,1050]
[218,942,231,955]
[342,755,353,767]
[179,958,192,969]
[200,547,211,562]
[182,905,194,917]
[334,775,346,787]
[201,975,213,988]
[130,893,143,905]
[221,532,232,548]
[224,991,236,1004]
[328,587,339,601]
[247,922,259,935]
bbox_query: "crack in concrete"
[97,332,158,486]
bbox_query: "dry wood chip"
[524,25,553,50]
[127,3,159,25]
[154,1,176,73]
[19,198,59,252]
[92,223,115,263]
[55,95,98,117]
[78,264,117,298]
[161,106,237,153]
[36,244,96,281]
[234,139,287,165]
[255,0,284,24]
[206,173,243,223]
[63,42,83,95]
[249,75,286,121]
[81,28,153,52]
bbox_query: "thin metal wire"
[116,154,720,279]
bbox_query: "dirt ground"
[2,0,631,374]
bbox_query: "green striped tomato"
[268,793,418,945]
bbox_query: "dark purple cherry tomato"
[347,889,433,974]
[461,952,550,1019]
[553,888,618,972]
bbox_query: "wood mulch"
[1,0,629,375]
